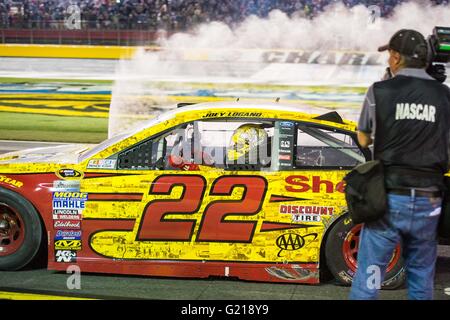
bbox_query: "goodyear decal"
[0,175,23,188]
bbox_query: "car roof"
[80,101,356,162]
[172,101,332,117]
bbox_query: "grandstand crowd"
[0,0,449,31]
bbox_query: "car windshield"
[78,110,178,162]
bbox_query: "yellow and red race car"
[0,102,406,288]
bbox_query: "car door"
[277,120,366,230]
[79,119,275,263]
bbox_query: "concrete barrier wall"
[0,44,139,59]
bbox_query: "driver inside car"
[167,126,215,171]
[227,123,270,168]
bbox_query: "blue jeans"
[349,193,442,300]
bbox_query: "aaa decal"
[276,232,318,257]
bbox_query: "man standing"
[350,29,450,300]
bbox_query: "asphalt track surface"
[0,141,450,300]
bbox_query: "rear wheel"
[0,188,43,271]
[325,214,405,289]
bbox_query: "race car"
[0,102,406,288]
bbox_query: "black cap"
[378,29,427,59]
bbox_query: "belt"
[387,188,441,198]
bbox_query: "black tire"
[324,214,405,289]
[0,187,43,271]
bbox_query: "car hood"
[0,144,94,164]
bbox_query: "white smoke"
[108,1,450,137]
[160,1,449,51]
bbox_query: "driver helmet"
[227,124,268,162]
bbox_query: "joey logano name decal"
[202,111,263,118]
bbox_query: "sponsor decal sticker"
[0,175,23,188]
[280,121,294,128]
[52,180,80,192]
[278,154,291,161]
[55,230,82,240]
[87,159,117,169]
[285,175,345,193]
[52,192,87,211]
[280,141,291,148]
[280,204,335,222]
[54,239,82,251]
[56,169,83,180]
[293,214,321,222]
[55,250,77,262]
[275,232,318,257]
[54,220,81,230]
[202,111,262,118]
[53,212,82,220]
[280,204,334,215]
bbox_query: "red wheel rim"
[342,224,401,273]
[0,202,26,256]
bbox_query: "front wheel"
[324,214,405,289]
[0,187,43,271]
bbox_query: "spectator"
[1,0,448,31]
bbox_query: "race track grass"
[0,112,108,143]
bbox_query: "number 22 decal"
[137,175,267,243]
